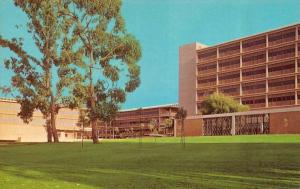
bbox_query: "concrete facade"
[181,106,300,136]
[179,43,205,116]
[180,24,300,116]
[0,99,83,142]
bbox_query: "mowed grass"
[0,135,300,189]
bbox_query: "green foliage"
[149,119,158,134]
[164,118,173,128]
[0,1,85,142]
[58,0,141,143]
[175,107,187,120]
[200,92,250,115]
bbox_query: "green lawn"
[0,135,300,189]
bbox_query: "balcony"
[268,77,295,92]
[242,97,266,108]
[242,36,266,52]
[242,51,266,67]
[197,62,217,75]
[198,48,217,62]
[219,72,240,85]
[197,77,217,88]
[219,57,240,72]
[242,82,266,94]
[268,93,295,107]
[268,28,295,47]
[219,42,240,58]
[268,45,295,62]
[197,90,215,101]
[219,85,240,96]
[242,67,266,81]
[268,60,295,77]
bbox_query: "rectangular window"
[219,42,240,57]
[242,82,265,94]
[197,77,217,87]
[268,93,295,106]
[219,72,240,84]
[219,85,240,96]
[268,45,295,61]
[242,36,266,52]
[268,61,295,76]
[197,62,217,74]
[242,52,266,66]
[268,28,295,46]
[268,77,295,91]
[198,48,217,62]
[219,57,240,71]
[242,67,266,80]
[242,97,265,108]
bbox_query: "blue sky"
[1,0,300,109]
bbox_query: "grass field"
[0,135,300,189]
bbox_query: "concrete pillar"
[174,120,177,137]
[231,115,236,135]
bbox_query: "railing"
[203,114,270,136]
[242,38,266,52]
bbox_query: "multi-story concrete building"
[180,23,300,116]
[99,104,178,138]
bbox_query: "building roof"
[0,97,178,112]
[196,22,300,52]
[119,103,179,112]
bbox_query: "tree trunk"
[89,49,98,144]
[51,96,59,142]
[46,119,52,142]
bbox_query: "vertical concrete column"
[216,47,219,94]
[240,42,243,105]
[266,34,269,108]
[295,27,298,106]
[179,43,203,116]
[231,115,236,135]
[174,120,177,137]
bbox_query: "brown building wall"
[189,24,300,114]
[179,43,205,116]
[175,118,203,136]
[270,111,300,134]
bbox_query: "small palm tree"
[175,107,187,148]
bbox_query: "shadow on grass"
[0,143,300,188]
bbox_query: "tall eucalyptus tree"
[0,0,84,142]
[61,0,142,143]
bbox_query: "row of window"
[199,36,297,63]
[242,38,266,51]
[243,83,265,91]
[268,78,295,88]
[269,95,295,103]
[198,50,217,61]
[242,68,265,78]
[268,29,295,45]
[219,73,240,81]
[242,98,265,105]
[242,53,266,65]
[219,43,240,57]
[269,46,295,61]
[219,58,240,68]
[268,62,294,73]
[219,86,239,95]
[198,63,217,72]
